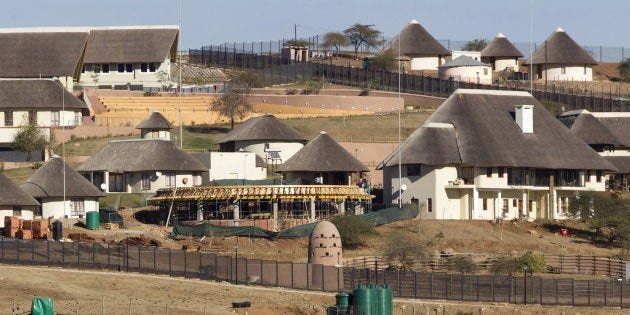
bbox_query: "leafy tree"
[330,215,375,250]
[321,32,349,55]
[89,65,101,84]
[11,121,50,161]
[462,38,488,52]
[343,23,383,59]
[368,51,397,71]
[284,39,312,48]
[619,58,630,83]
[518,251,546,273]
[380,231,427,270]
[568,191,630,248]
[210,83,252,130]
[156,70,172,90]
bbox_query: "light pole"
[354,148,362,159]
[53,77,67,219]
[523,265,528,305]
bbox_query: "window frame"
[70,198,85,217]
[141,172,151,191]
[407,164,421,177]
[165,172,176,188]
[4,111,13,126]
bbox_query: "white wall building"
[481,33,524,72]
[438,56,492,85]
[379,89,614,220]
[381,19,450,70]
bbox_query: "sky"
[1,0,628,51]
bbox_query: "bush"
[380,231,427,270]
[330,215,375,249]
[447,255,477,274]
[518,251,546,273]
[491,256,521,276]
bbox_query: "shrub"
[330,215,375,249]
[491,256,521,276]
[380,231,427,270]
[518,251,546,273]
[447,255,477,274]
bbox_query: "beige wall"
[439,66,492,85]
[41,198,100,219]
[532,64,593,82]
[207,152,266,181]
[81,58,172,88]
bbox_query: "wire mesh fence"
[2,237,630,308]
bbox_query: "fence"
[2,237,630,308]
[189,46,630,112]
[345,255,628,278]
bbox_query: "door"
[109,173,124,192]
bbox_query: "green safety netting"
[171,206,419,239]
[31,297,54,315]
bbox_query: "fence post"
[153,247,157,273]
[508,276,512,304]
[92,243,96,269]
[138,247,141,272]
[414,272,418,299]
[76,242,80,269]
[17,239,20,262]
[184,250,187,278]
[572,278,575,305]
[430,273,433,299]
[47,240,50,267]
[260,259,263,285]
[291,262,294,289]
[276,260,279,287]
[621,279,624,309]
[1,237,3,261]
[32,239,35,265]
[61,242,65,268]
[168,248,172,276]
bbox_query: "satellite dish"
[401,184,407,191]
[100,183,107,190]
[155,171,162,177]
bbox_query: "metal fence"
[189,47,630,112]
[2,237,630,308]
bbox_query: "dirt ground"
[1,265,628,315]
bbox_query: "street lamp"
[354,148,363,159]
[523,265,529,305]
[53,77,66,219]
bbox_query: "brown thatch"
[136,111,173,130]
[0,79,87,110]
[380,123,461,167]
[379,89,615,171]
[481,33,523,58]
[592,115,630,147]
[20,156,105,198]
[0,31,88,78]
[77,139,207,173]
[605,156,630,173]
[279,131,369,172]
[0,173,39,206]
[524,28,597,65]
[559,110,624,146]
[84,27,178,63]
[217,114,308,144]
[170,63,229,84]
[382,19,450,56]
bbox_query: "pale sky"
[1,0,628,53]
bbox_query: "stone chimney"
[515,105,534,134]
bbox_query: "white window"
[70,198,85,217]
[117,64,134,73]
[165,172,176,188]
[51,111,60,126]
[192,173,200,186]
[141,172,151,190]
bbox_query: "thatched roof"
[77,139,207,173]
[379,89,615,171]
[217,114,308,144]
[481,33,524,58]
[591,114,630,147]
[84,26,178,64]
[0,79,87,110]
[0,31,88,78]
[559,110,624,147]
[0,173,40,206]
[136,111,173,130]
[279,131,369,172]
[20,156,105,198]
[524,27,597,65]
[171,63,229,84]
[439,56,488,68]
[380,123,461,167]
[382,19,450,57]
[605,156,630,173]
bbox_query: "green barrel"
[352,285,375,315]
[373,285,393,315]
[335,292,349,314]
[86,211,100,230]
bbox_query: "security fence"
[189,44,630,112]
[1,237,630,308]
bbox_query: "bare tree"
[343,23,382,59]
[321,32,349,56]
[210,84,252,130]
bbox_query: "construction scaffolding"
[149,185,373,230]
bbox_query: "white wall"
[448,51,481,62]
[234,140,304,164]
[81,58,172,88]
[439,66,492,85]
[409,56,445,70]
[494,58,519,72]
[41,198,100,219]
[0,208,36,228]
[0,110,80,128]
[532,64,593,82]
[208,152,266,181]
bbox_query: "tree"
[343,23,383,59]
[619,58,630,83]
[517,251,546,273]
[490,256,521,276]
[568,191,630,248]
[368,51,397,71]
[321,32,349,56]
[156,70,172,90]
[462,38,488,52]
[330,215,375,250]
[447,256,477,274]
[11,121,50,162]
[210,83,252,130]
[89,65,101,84]
[380,231,427,270]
